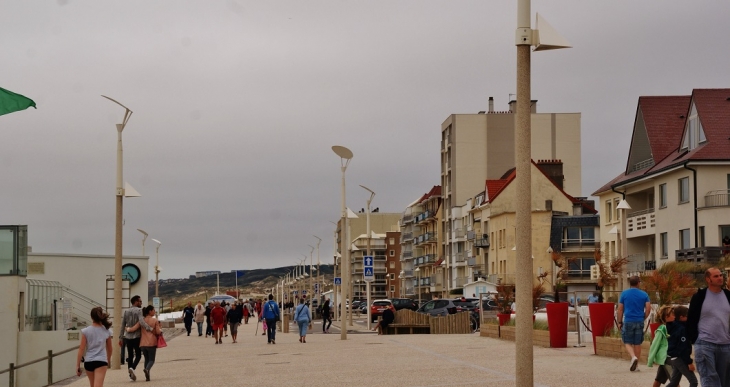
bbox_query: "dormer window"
[681,103,707,151]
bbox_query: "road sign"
[314,283,320,294]
[334,277,342,285]
[363,255,374,282]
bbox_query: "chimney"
[536,159,564,190]
[488,97,494,113]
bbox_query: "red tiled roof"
[593,89,730,195]
[417,185,442,204]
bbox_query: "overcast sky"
[1,1,728,279]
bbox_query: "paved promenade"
[61,316,662,387]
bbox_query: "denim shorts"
[622,321,644,345]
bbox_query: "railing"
[404,270,414,277]
[402,250,413,258]
[455,252,466,263]
[414,254,437,266]
[644,260,657,270]
[455,277,468,287]
[467,257,477,266]
[629,158,654,172]
[401,214,413,224]
[429,275,443,285]
[560,239,600,250]
[454,228,465,239]
[676,246,726,265]
[627,208,655,236]
[0,346,79,387]
[474,237,490,248]
[702,190,730,208]
[401,232,413,242]
[467,230,476,240]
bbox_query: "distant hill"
[147,265,334,310]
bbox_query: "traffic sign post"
[363,256,374,282]
[334,277,342,285]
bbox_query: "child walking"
[648,305,675,387]
[665,306,698,387]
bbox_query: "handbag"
[270,302,281,322]
[157,333,167,348]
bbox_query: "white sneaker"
[630,357,638,371]
[128,367,136,381]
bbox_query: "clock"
[122,263,141,285]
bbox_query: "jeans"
[125,337,141,370]
[298,321,309,337]
[184,319,192,334]
[140,346,156,371]
[266,318,277,342]
[694,339,730,387]
[621,321,644,345]
[196,322,203,336]
[206,320,212,336]
[666,357,698,387]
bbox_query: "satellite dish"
[533,13,572,51]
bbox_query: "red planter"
[546,302,569,348]
[588,302,616,354]
[497,313,511,326]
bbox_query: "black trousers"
[184,319,193,334]
[125,337,142,370]
[322,314,332,331]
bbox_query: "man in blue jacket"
[262,294,280,344]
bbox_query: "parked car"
[416,299,458,317]
[359,303,368,315]
[390,298,419,311]
[453,298,480,332]
[351,300,362,310]
[370,299,393,323]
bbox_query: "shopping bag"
[157,334,167,348]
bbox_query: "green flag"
[0,87,36,116]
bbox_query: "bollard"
[283,314,290,333]
[9,363,14,387]
[48,350,53,386]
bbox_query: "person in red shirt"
[210,301,227,344]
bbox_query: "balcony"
[702,190,730,208]
[414,232,437,246]
[403,269,414,277]
[402,214,414,224]
[474,236,490,248]
[676,247,725,265]
[454,228,465,240]
[467,230,476,240]
[429,274,443,285]
[454,252,466,263]
[561,239,600,251]
[626,208,656,238]
[401,232,413,242]
[414,254,437,266]
[455,277,468,287]
[402,250,413,258]
[467,257,477,266]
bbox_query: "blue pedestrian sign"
[363,255,374,282]
[334,277,342,285]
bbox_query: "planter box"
[480,323,500,339]
[595,336,649,363]
[500,326,516,341]
[494,326,550,347]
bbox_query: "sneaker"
[272,340,276,344]
[630,357,638,371]
[128,368,136,381]
[143,369,150,381]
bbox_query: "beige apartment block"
[594,89,730,274]
[441,98,582,294]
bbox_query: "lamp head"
[151,238,161,246]
[137,229,148,237]
[332,145,353,160]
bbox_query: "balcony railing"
[402,250,413,258]
[676,246,726,265]
[561,239,600,250]
[402,214,414,224]
[467,257,477,266]
[414,254,437,266]
[404,270,414,277]
[455,277,468,287]
[401,232,413,242]
[626,208,655,238]
[644,260,656,270]
[702,190,730,208]
[455,252,466,263]
[474,237,490,248]
[454,228,465,239]
[429,274,443,285]
[467,230,476,240]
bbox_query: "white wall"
[16,330,79,387]
[0,276,25,387]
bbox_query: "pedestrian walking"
[222,301,230,337]
[193,301,205,336]
[210,301,227,344]
[76,307,112,387]
[687,267,730,387]
[118,295,152,381]
[294,298,311,343]
[135,305,162,382]
[616,275,651,372]
[648,305,674,387]
[665,306,698,387]
[321,298,332,333]
[242,301,251,324]
[262,294,280,344]
[182,302,195,336]
[227,303,243,343]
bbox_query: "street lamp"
[332,145,352,340]
[399,271,405,298]
[102,95,134,370]
[415,267,421,306]
[137,229,148,256]
[151,239,161,297]
[359,184,375,329]
[314,235,322,304]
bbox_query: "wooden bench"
[381,309,430,335]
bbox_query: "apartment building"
[384,231,402,298]
[441,98,582,291]
[399,186,445,301]
[593,88,730,272]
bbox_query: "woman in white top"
[76,307,113,387]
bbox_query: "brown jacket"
[140,316,162,347]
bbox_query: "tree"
[641,263,696,304]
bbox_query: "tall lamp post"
[415,267,421,306]
[137,229,148,257]
[359,184,375,330]
[399,271,405,297]
[332,145,353,340]
[314,235,322,304]
[103,95,133,370]
[151,239,162,297]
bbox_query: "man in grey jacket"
[118,295,152,381]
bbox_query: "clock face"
[122,263,141,285]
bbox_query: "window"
[389,261,395,269]
[699,226,705,247]
[681,103,707,151]
[390,273,395,280]
[564,227,596,248]
[389,250,395,257]
[614,198,621,221]
[567,257,596,278]
[389,238,395,245]
[390,285,395,292]
[660,233,668,258]
[679,177,690,203]
[659,184,667,208]
[605,201,613,223]
[680,229,691,250]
